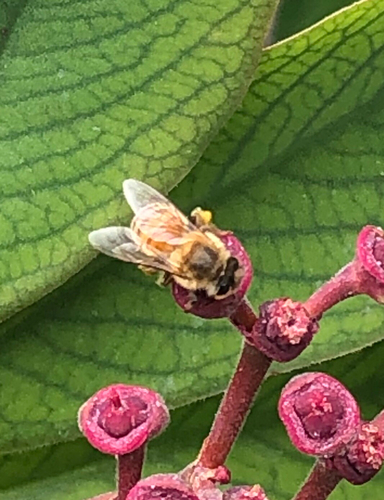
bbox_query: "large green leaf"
[1,0,384,453]
[0,457,114,500]
[0,0,277,322]
[0,439,104,491]
[0,0,27,54]
[1,340,384,499]
[271,0,356,43]
[173,0,384,373]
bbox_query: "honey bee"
[88,179,242,299]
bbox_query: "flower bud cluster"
[279,372,384,488]
[81,222,384,500]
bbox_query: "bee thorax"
[187,244,221,280]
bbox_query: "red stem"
[293,460,341,500]
[117,446,145,500]
[230,297,258,332]
[198,340,271,468]
[303,262,360,318]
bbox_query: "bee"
[88,179,243,299]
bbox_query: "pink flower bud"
[331,422,384,484]
[126,474,199,500]
[355,225,384,302]
[191,465,230,500]
[223,485,269,500]
[279,373,361,456]
[183,463,231,487]
[88,494,116,500]
[245,298,318,362]
[78,384,169,455]
[172,233,253,319]
[211,466,231,485]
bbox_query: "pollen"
[190,207,213,226]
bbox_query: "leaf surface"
[1,0,384,452]
[0,0,277,321]
[271,0,356,42]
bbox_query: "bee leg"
[189,207,231,237]
[201,224,232,237]
[189,207,213,227]
[138,265,158,276]
[157,271,173,288]
[183,292,198,312]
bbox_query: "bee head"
[215,257,239,297]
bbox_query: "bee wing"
[123,178,198,244]
[88,226,187,276]
[123,179,170,215]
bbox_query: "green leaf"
[1,0,384,453]
[0,439,104,491]
[1,341,384,499]
[0,0,277,322]
[0,456,115,500]
[271,0,357,43]
[173,0,384,374]
[0,0,27,54]
[0,265,242,452]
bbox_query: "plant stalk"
[293,460,341,500]
[230,296,258,332]
[117,446,145,500]
[303,262,359,318]
[198,339,271,468]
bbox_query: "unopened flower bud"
[279,373,361,456]
[172,233,253,319]
[172,232,253,319]
[179,461,230,500]
[331,422,384,484]
[88,494,117,500]
[223,485,269,500]
[245,298,318,362]
[78,384,169,455]
[355,225,384,303]
[126,474,199,500]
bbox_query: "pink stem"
[198,339,271,468]
[303,262,360,318]
[117,446,145,500]
[230,297,258,332]
[293,460,341,500]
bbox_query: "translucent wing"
[133,203,199,245]
[88,226,187,276]
[89,227,143,262]
[123,179,197,245]
[123,179,170,215]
